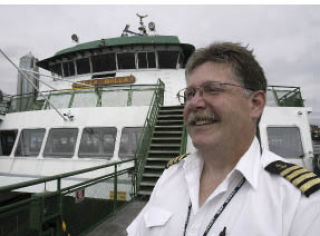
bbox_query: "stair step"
[145,165,165,169]
[156,120,184,125]
[154,126,183,132]
[158,111,184,115]
[159,105,184,111]
[138,190,152,196]
[153,131,182,135]
[148,150,180,154]
[143,172,162,177]
[151,137,181,145]
[158,115,183,120]
[146,157,172,162]
[150,146,180,152]
[150,143,181,147]
[140,181,157,186]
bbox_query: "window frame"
[267,126,304,159]
[78,127,117,159]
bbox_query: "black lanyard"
[183,177,246,236]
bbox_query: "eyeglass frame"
[176,81,255,104]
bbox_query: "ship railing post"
[113,164,118,211]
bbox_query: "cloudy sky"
[0,5,319,124]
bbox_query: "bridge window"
[118,127,143,158]
[267,127,304,158]
[72,90,98,108]
[15,129,45,157]
[79,127,117,158]
[63,61,75,77]
[43,128,78,158]
[158,51,179,69]
[0,130,18,156]
[92,53,116,72]
[76,58,91,75]
[117,53,136,70]
[49,63,62,76]
[46,93,72,109]
[138,52,156,69]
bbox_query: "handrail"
[135,79,165,192]
[7,82,161,113]
[0,158,134,193]
[0,158,136,235]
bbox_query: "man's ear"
[249,90,266,121]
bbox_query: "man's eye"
[204,86,221,93]
[185,89,195,98]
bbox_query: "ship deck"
[87,199,146,236]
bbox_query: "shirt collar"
[183,137,262,190]
[233,137,261,190]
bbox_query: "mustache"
[186,110,219,125]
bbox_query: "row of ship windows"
[49,50,183,77]
[0,126,305,159]
[0,127,142,159]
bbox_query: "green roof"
[37,35,195,70]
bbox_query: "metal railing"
[135,79,165,191]
[268,85,304,107]
[7,83,161,113]
[0,158,136,236]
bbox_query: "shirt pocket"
[143,206,172,228]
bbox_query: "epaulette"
[265,160,320,197]
[166,153,189,168]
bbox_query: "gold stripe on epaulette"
[166,153,189,168]
[300,178,320,193]
[293,172,317,186]
[280,165,301,176]
[286,168,309,181]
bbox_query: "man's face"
[184,62,257,151]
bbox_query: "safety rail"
[135,79,165,192]
[180,124,188,154]
[0,94,11,116]
[0,158,136,236]
[267,85,304,107]
[7,82,161,113]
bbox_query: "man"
[127,42,320,235]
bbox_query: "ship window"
[43,128,78,158]
[118,127,143,159]
[117,53,136,70]
[63,61,75,77]
[72,90,98,108]
[158,51,179,69]
[49,63,62,76]
[138,52,156,69]
[101,90,128,107]
[79,127,117,158]
[76,58,90,75]
[267,127,304,158]
[131,90,155,106]
[0,130,18,156]
[47,93,72,109]
[15,129,45,157]
[92,53,116,72]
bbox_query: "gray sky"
[0,5,319,124]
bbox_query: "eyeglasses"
[176,81,251,104]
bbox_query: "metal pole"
[0,49,68,121]
[113,165,118,211]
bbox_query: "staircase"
[138,105,185,197]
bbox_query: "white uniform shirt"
[127,138,320,236]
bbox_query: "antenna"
[136,13,148,35]
[71,34,79,43]
[148,21,156,32]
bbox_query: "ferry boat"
[0,14,317,235]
